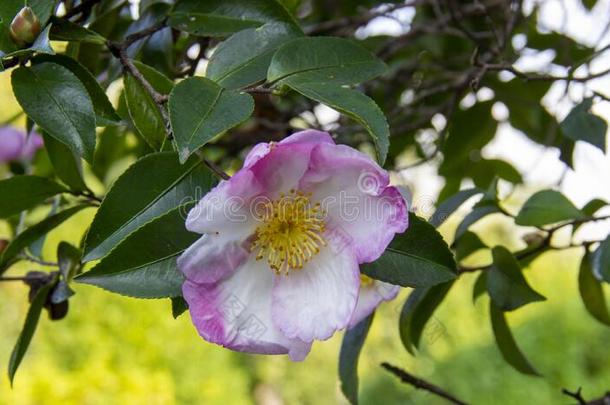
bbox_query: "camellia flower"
[0,127,43,163]
[178,130,408,360]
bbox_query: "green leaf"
[57,241,82,282]
[168,76,254,163]
[579,252,610,326]
[430,187,482,227]
[33,54,120,126]
[361,213,456,287]
[207,22,302,89]
[490,302,540,376]
[8,280,54,385]
[42,132,88,192]
[560,98,607,153]
[339,313,374,405]
[399,283,452,353]
[49,17,106,44]
[472,272,487,303]
[83,152,216,262]
[455,205,500,239]
[12,62,97,162]
[575,198,608,232]
[76,208,197,298]
[171,296,188,318]
[515,190,585,226]
[287,81,389,164]
[0,205,88,272]
[268,37,386,85]
[487,246,545,311]
[592,234,610,283]
[169,0,300,37]
[124,61,173,150]
[455,231,487,262]
[0,175,66,219]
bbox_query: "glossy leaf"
[8,280,54,385]
[168,76,254,163]
[455,205,500,239]
[361,213,456,287]
[57,241,82,282]
[0,175,66,219]
[490,302,540,376]
[288,81,389,164]
[487,246,545,311]
[399,282,452,353]
[42,132,88,192]
[49,17,106,44]
[83,152,216,261]
[171,296,188,319]
[515,190,585,226]
[430,187,482,227]
[268,36,386,85]
[560,98,607,152]
[33,54,120,126]
[76,208,197,298]
[592,234,610,283]
[579,252,610,326]
[455,231,487,262]
[124,61,173,150]
[12,62,96,162]
[207,22,302,89]
[0,205,88,272]
[169,0,299,37]
[339,313,374,405]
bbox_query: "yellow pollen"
[251,189,326,275]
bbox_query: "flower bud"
[9,7,41,47]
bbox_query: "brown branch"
[381,362,469,405]
[562,388,610,405]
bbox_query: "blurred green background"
[2,62,610,405]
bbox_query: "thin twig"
[63,0,103,20]
[381,362,469,405]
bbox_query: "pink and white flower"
[178,130,408,360]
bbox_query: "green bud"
[9,7,41,47]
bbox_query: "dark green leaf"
[124,61,173,150]
[0,175,66,219]
[490,302,540,376]
[50,280,75,304]
[12,62,96,162]
[42,132,88,192]
[455,205,500,239]
[168,76,254,163]
[361,213,456,287]
[76,208,196,298]
[57,241,81,281]
[83,152,216,261]
[579,252,610,326]
[455,231,487,261]
[287,81,389,164]
[339,313,374,405]
[560,98,607,153]
[593,234,610,283]
[0,205,88,272]
[207,22,302,89]
[268,36,386,85]
[515,190,585,226]
[49,17,106,44]
[473,272,487,302]
[487,246,545,311]
[8,280,53,385]
[33,54,121,126]
[169,0,300,37]
[399,283,452,353]
[171,296,188,318]
[429,188,482,227]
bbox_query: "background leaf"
[515,190,585,226]
[339,313,374,405]
[0,175,66,219]
[579,252,610,326]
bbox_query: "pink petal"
[347,281,399,329]
[299,143,408,263]
[183,255,311,361]
[0,127,25,162]
[271,233,360,342]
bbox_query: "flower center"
[251,189,326,274]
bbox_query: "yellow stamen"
[251,190,326,275]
